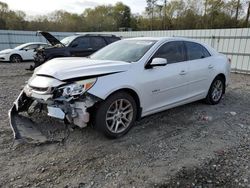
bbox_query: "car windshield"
[60,36,77,46]
[90,40,156,62]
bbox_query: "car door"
[141,41,190,115]
[19,44,39,60]
[184,41,214,98]
[69,37,92,57]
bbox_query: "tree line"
[0,0,250,32]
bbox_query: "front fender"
[88,78,141,101]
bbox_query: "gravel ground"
[0,62,249,188]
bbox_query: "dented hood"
[35,57,131,81]
[37,31,64,46]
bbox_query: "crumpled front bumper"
[8,90,50,143]
[9,104,22,140]
[8,88,98,144]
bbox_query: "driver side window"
[153,41,186,64]
[71,37,90,49]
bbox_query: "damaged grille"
[53,89,63,98]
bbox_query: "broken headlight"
[60,78,97,97]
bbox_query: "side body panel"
[19,49,36,60]
[88,39,230,118]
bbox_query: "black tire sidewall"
[93,92,137,138]
[206,76,225,105]
[10,55,22,63]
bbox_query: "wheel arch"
[105,88,142,120]
[10,54,23,61]
[212,73,226,94]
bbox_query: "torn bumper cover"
[8,87,99,143]
[9,91,33,140]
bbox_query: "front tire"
[205,76,225,105]
[10,54,22,63]
[93,91,137,138]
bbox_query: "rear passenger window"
[185,42,210,60]
[153,41,186,64]
[90,37,106,49]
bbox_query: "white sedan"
[9,37,231,140]
[0,42,49,63]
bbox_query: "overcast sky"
[1,0,147,17]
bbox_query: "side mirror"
[146,58,167,69]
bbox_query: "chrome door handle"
[208,64,214,69]
[179,70,187,75]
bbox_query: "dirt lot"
[0,62,249,188]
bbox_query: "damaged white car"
[9,37,231,141]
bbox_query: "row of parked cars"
[8,32,231,141]
[0,31,121,69]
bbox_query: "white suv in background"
[0,42,49,63]
[9,37,231,140]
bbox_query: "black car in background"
[30,31,121,70]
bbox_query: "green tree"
[0,0,249,32]
[0,1,8,29]
[5,10,27,30]
[83,5,116,31]
[146,0,158,30]
[245,1,250,27]
[113,2,131,29]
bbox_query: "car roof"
[123,37,217,55]
[125,37,212,48]
[23,42,48,45]
[125,37,167,40]
[74,33,120,38]
[124,37,199,42]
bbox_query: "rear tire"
[205,76,225,105]
[10,54,22,63]
[93,91,137,138]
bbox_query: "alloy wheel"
[105,99,133,134]
[211,80,223,102]
[11,55,21,63]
